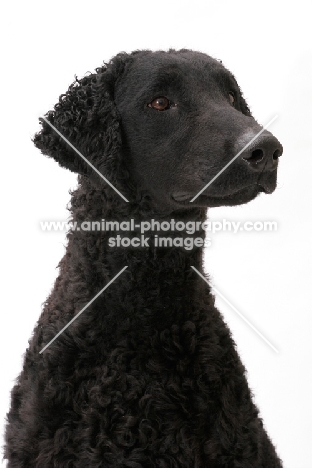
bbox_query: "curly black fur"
[5,49,283,467]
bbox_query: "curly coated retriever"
[5,49,283,467]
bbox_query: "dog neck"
[55,181,210,340]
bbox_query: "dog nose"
[240,132,283,171]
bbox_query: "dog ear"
[33,58,126,186]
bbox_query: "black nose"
[240,132,283,172]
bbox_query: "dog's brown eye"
[229,92,235,106]
[148,96,170,111]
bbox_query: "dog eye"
[148,96,171,111]
[229,92,235,106]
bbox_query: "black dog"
[5,49,283,467]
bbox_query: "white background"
[1,1,311,466]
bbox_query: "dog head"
[34,49,283,213]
